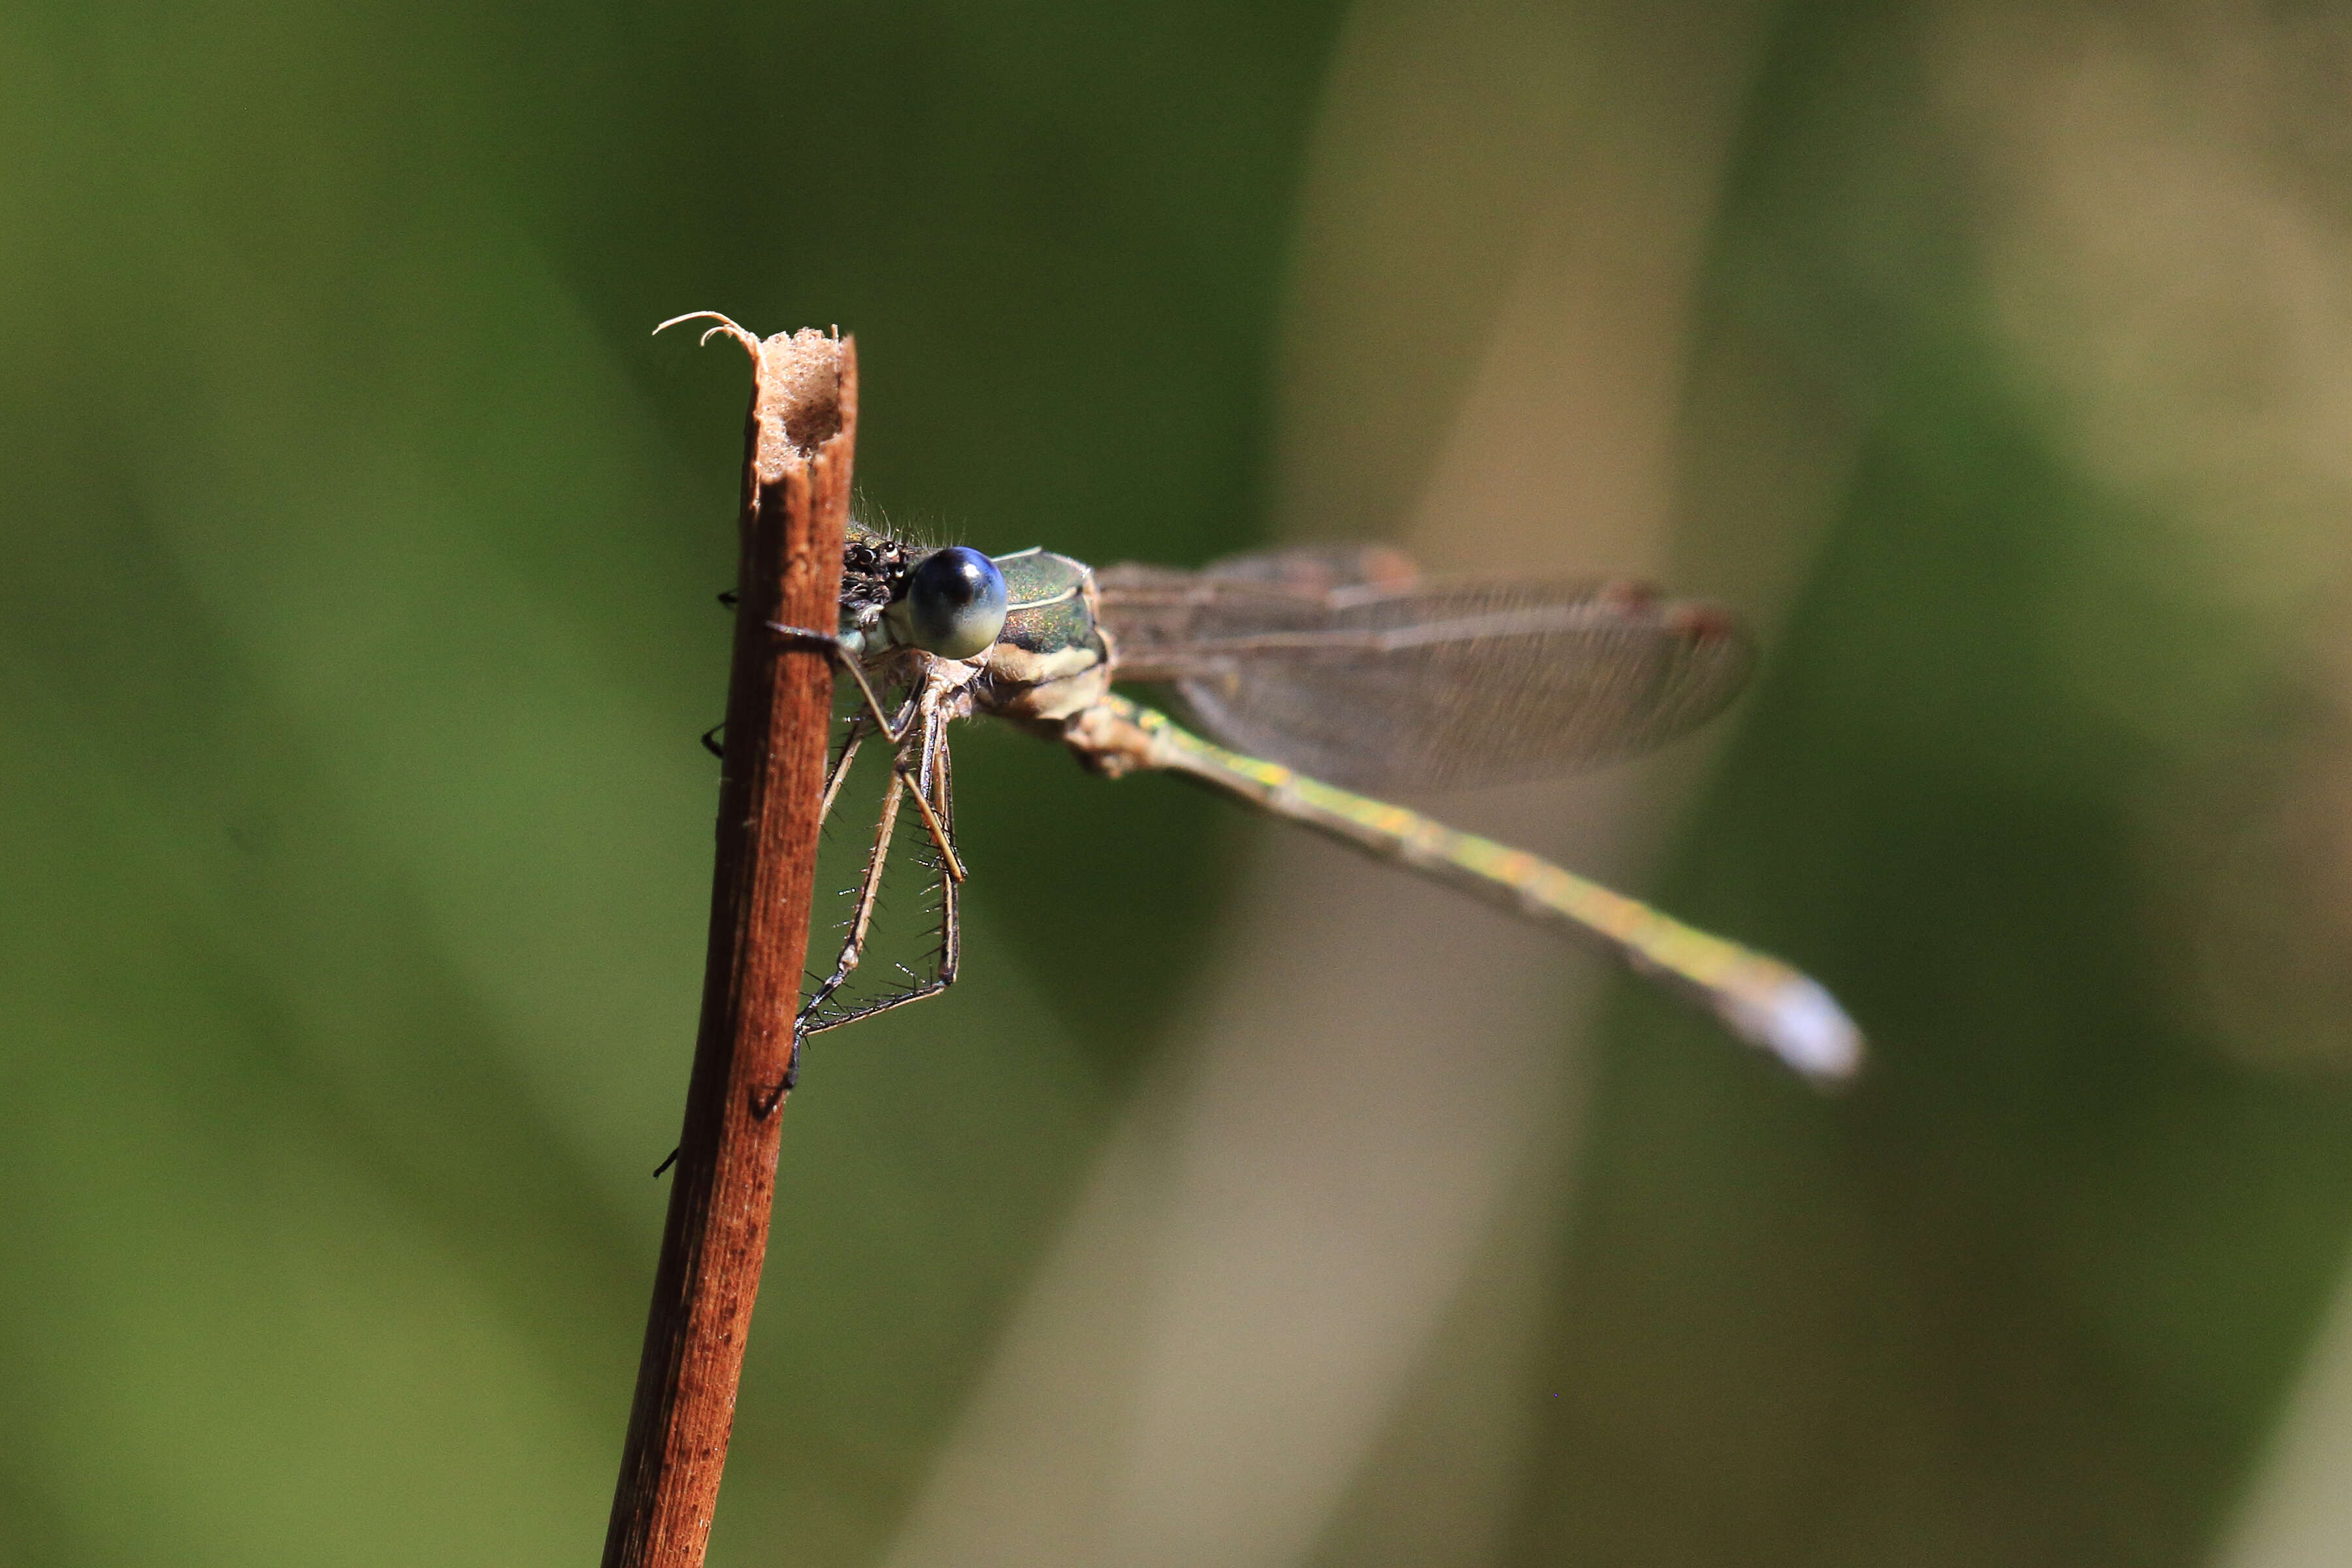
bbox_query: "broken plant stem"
[600,317,855,1568]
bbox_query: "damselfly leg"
[765,681,966,1112]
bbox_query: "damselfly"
[761,519,1861,1094]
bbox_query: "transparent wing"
[1093,543,1753,791]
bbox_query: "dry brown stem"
[601,319,855,1568]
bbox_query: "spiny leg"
[806,719,964,1028]
[819,721,962,1022]
[845,687,923,808]
[764,719,966,1111]
[904,727,961,990]
[795,762,907,1046]
[818,713,870,825]
[702,627,902,768]
[787,706,903,1047]
[769,622,919,743]
[903,706,969,883]
[928,736,962,988]
[795,708,956,1048]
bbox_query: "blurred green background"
[10,0,2352,1563]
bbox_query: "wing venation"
[1093,544,1752,791]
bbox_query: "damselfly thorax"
[776,518,1861,1099]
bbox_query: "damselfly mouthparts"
[759,517,1861,1098]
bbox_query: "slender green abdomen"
[1103,696,1860,1082]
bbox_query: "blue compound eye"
[900,546,1007,659]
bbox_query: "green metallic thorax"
[979,546,1113,724]
[991,547,1098,656]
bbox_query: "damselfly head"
[841,521,1009,662]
